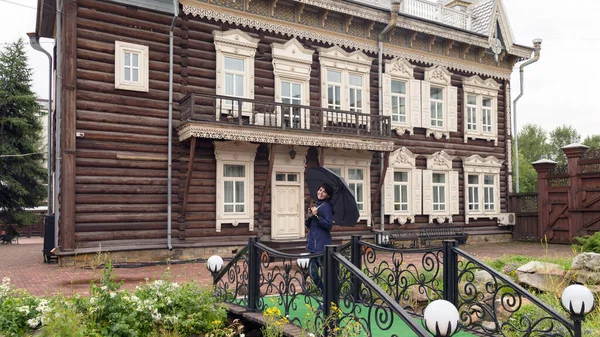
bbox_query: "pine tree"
[0,38,46,233]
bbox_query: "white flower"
[17,306,30,315]
[110,292,116,298]
[27,318,40,328]
[308,333,315,337]
[240,334,245,337]
[2,277,10,284]
[101,286,108,291]
[90,297,96,304]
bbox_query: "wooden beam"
[372,152,390,208]
[181,137,197,217]
[319,147,325,166]
[259,144,275,220]
[59,0,78,251]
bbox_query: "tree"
[0,39,46,232]
[517,124,550,164]
[583,134,600,149]
[548,125,581,165]
[512,152,538,193]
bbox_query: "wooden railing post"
[563,144,590,241]
[532,159,557,241]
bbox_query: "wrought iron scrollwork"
[214,246,249,307]
[454,249,574,336]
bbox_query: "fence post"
[350,235,362,302]
[323,245,340,335]
[563,144,589,241]
[247,236,260,312]
[443,240,458,307]
[532,159,557,240]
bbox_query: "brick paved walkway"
[0,238,576,298]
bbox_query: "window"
[114,41,149,92]
[213,29,259,117]
[214,141,259,232]
[462,154,503,224]
[382,58,420,135]
[271,39,314,129]
[421,66,457,140]
[423,151,459,224]
[323,149,373,225]
[462,75,501,145]
[383,147,421,224]
[319,46,372,114]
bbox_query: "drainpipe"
[513,38,542,193]
[378,0,401,231]
[167,0,179,250]
[27,33,53,217]
[54,0,63,248]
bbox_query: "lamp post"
[206,255,224,278]
[561,284,595,337]
[424,300,460,337]
[27,32,53,216]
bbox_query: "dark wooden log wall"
[70,0,511,250]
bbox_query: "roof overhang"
[35,0,56,38]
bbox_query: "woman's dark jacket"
[305,199,333,253]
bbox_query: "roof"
[470,0,495,35]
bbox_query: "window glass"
[224,165,245,177]
[391,81,406,94]
[224,57,244,71]
[327,71,341,83]
[349,74,362,86]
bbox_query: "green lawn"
[266,294,476,337]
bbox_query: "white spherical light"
[297,253,310,269]
[561,284,595,315]
[206,255,224,274]
[424,300,460,336]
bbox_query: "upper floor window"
[319,46,372,114]
[323,149,373,225]
[423,150,459,224]
[382,58,420,135]
[214,141,259,233]
[462,75,501,145]
[213,29,259,116]
[422,66,457,140]
[270,39,314,129]
[462,155,503,224]
[114,41,149,92]
[384,147,421,224]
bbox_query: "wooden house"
[34,0,535,263]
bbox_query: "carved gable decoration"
[213,141,259,161]
[389,147,418,169]
[271,38,314,65]
[462,154,503,173]
[213,29,260,56]
[424,66,452,86]
[427,150,455,170]
[318,45,373,70]
[385,58,415,79]
[463,75,501,96]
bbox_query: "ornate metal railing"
[453,247,575,336]
[179,93,391,138]
[212,237,579,336]
[403,0,471,30]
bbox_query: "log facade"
[35,0,535,261]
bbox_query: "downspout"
[26,33,53,217]
[54,0,63,248]
[513,38,542,193]
[378,0,401,231]
[167,0,179,250]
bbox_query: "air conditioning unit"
[497,213,516,226]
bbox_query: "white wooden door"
[272,172,302,239]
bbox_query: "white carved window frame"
[318,46,373,124]
[321,148,373,225]
[269,38,314,129]
[462,155,503,224]
[114,41,149,92]
[422,66,457,140]
[213,29,259,118]
[382,58,421,136]
[384,147,422,225]
[462,75,501,145]
[214,141,259,233]
[423,150,459,224]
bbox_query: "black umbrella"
[305,166,360,227]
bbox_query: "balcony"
[177,93,394,151]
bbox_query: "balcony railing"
[179,93,391,138]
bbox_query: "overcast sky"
[1,0,599,138]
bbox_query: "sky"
[1,0,599,139]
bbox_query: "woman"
[305,183,334,299]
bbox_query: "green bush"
[573,231,600,253]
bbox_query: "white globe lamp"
[424,300,460,336]
[206,255,224,274]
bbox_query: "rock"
[516,261,566,293]
[572,252,600,272]
[566,269,600,285]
